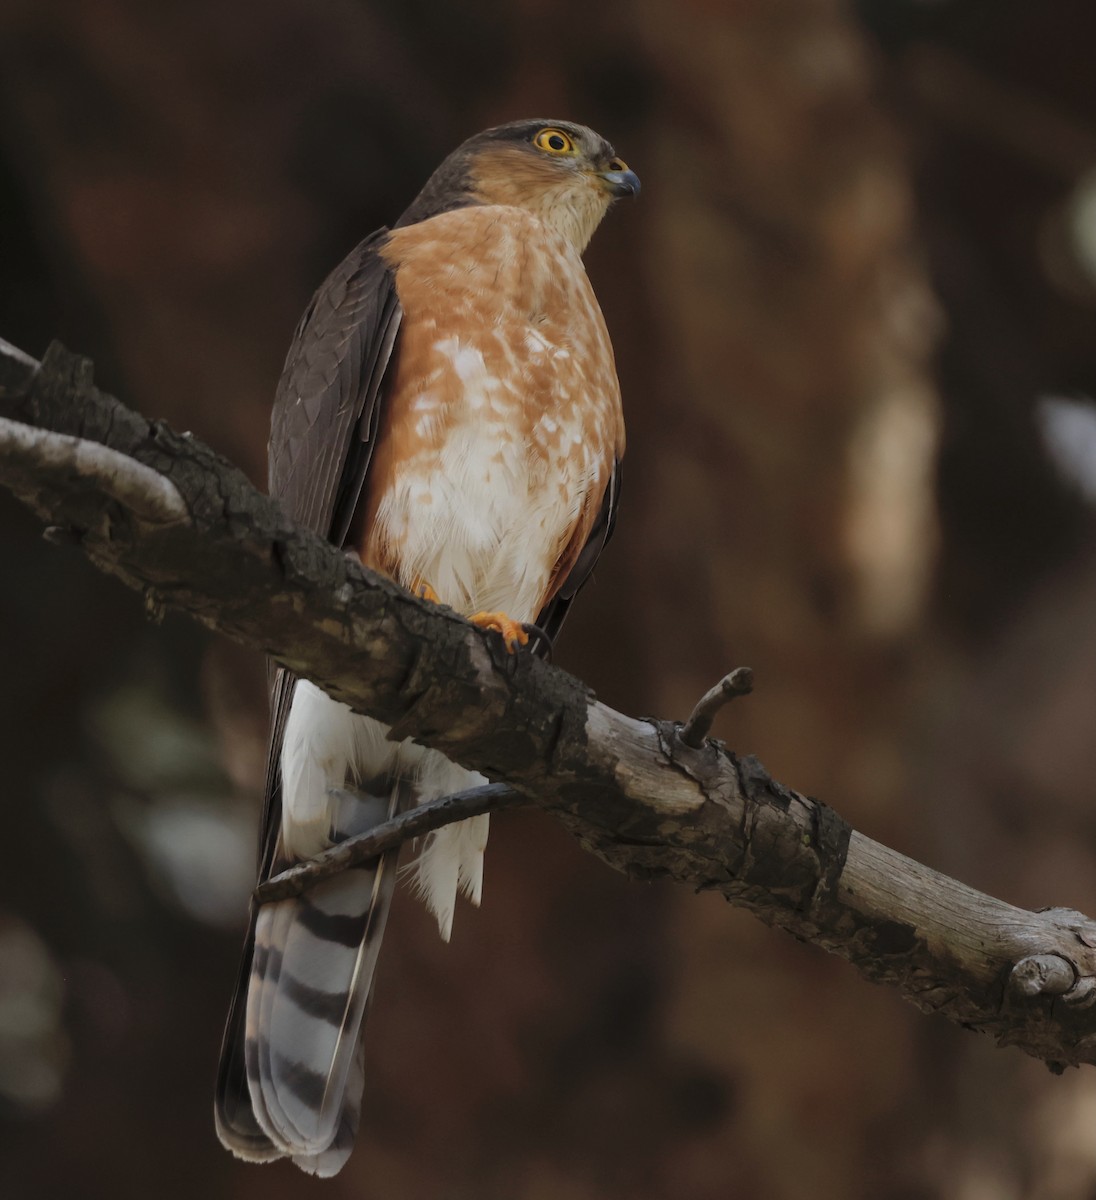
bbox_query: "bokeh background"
[4,1,1096,1197]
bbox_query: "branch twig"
[0,414,188,524]
[679,667,754,747]
[255,783,525,903]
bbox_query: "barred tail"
[216,682,488,1174]
[216,778,404,1173]
[247,848,397,1174]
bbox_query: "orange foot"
[469,610,529,652]
[412,580,441,604]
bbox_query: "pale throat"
[536,182,613,254]
[471,153,613,254]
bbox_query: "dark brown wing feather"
[269,230,402,542]
[258,227,401,864]
[215,230,402,1153]
[533,457,622,653]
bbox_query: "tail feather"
[247,859,397,1154]
[214,926,282,1163]
[216,682,490,1173]
[292,1040,365,1176]
[457,812,490,906]
[415,813,491,939]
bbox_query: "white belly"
[372,342,605,621]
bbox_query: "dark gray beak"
[599,167,641,198]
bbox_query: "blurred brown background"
[4,1,1096,1197]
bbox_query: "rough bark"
[3,336,1096,1074]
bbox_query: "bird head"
[396,119,639,253]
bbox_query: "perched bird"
[215,118,638,1175]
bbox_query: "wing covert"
[269,228,401,543]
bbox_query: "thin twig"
[679,667,754,747]
[255,782,527,903]
[0,336,37,393]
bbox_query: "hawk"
[215,119,638,1175]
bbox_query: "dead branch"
[4,337,1096,1073]
[0,414,188,523]
[255,783,525,902]
[679,667,754,747]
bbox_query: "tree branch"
[679,667,754,747]
[255,783,525,902]
[0,414,188,524]
[4,337,1096,1072]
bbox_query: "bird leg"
[413,579,528,652]
[469,611,529,651]
[412,579,441,604]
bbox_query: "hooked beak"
[598,166,641,198]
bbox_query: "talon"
[469,610,529,651]
[412,579,441,604]
[521,621,554,660]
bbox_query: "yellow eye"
[533,127,575,155]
